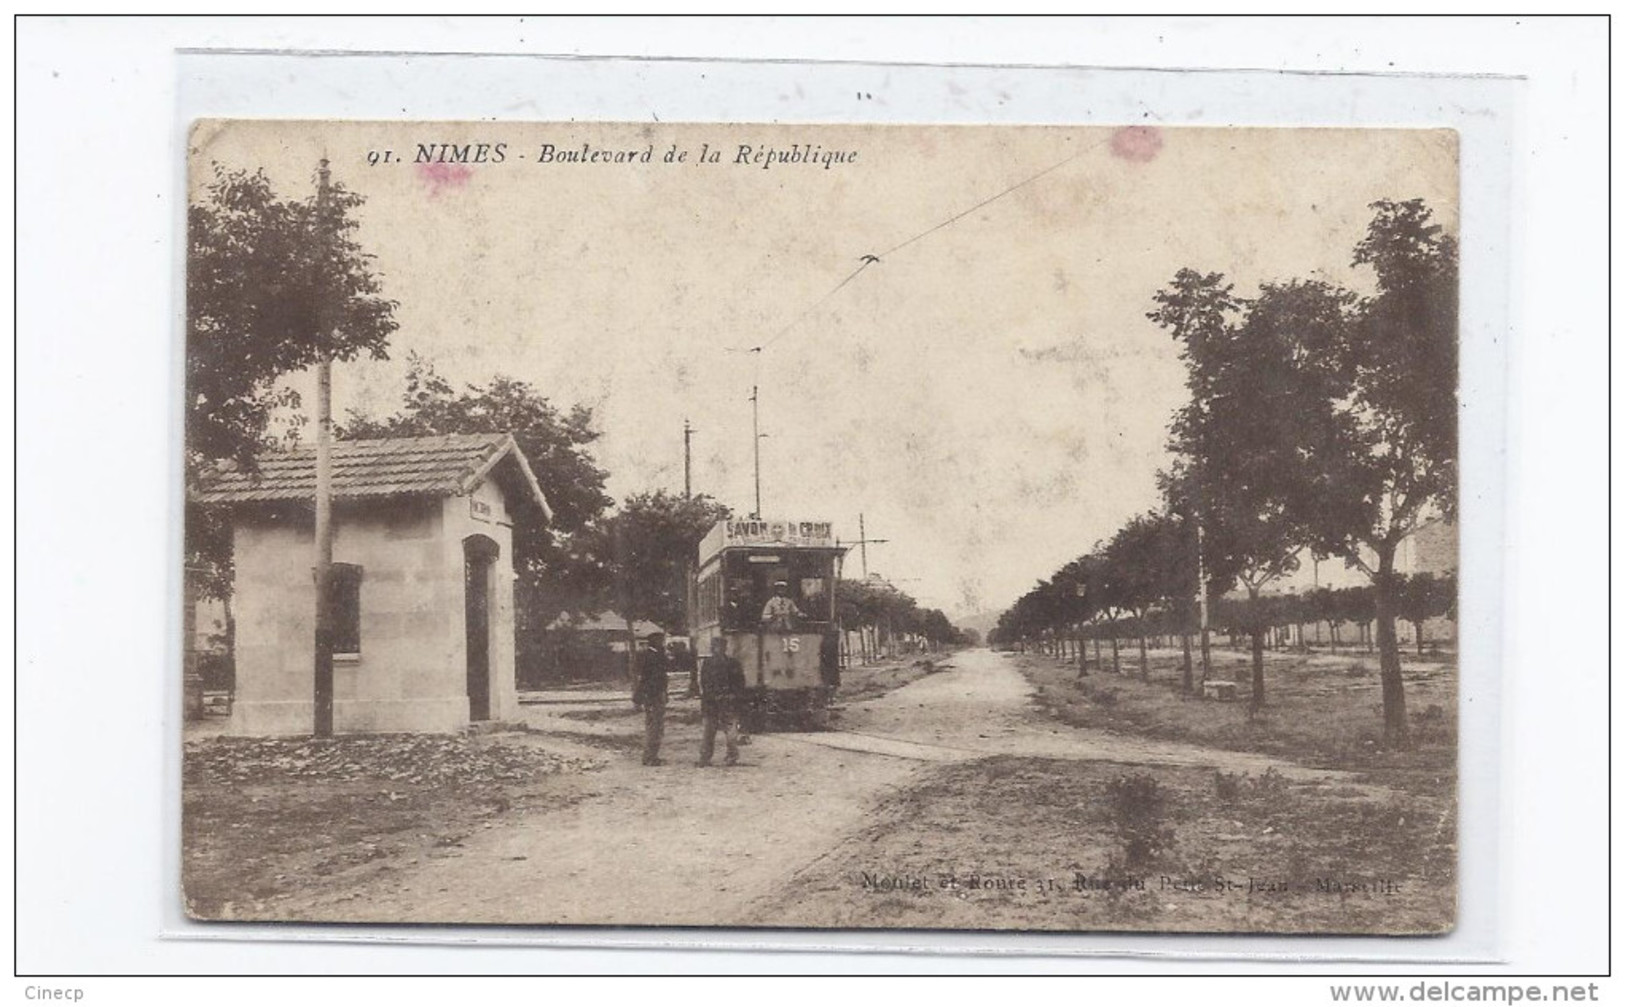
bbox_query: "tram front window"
[721,552,831,631]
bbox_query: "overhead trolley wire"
[723,131,1119,518]
[739,134,1111,356]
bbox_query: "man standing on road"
[632,631,669,766]
[697,636,746,767]
[819,627,841,696]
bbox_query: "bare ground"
[753,756,1453,934]
[1017,644,1458,778]
[184,648,1455,933]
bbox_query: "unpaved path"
[275,649,1350,925]
[814,650,1362,784]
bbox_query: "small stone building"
[194,433,551,735]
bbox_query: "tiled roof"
[192,433,550,518]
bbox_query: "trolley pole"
[852,513,889,580]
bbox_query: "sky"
[189,121,1457,621]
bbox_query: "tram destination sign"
[723,519,836,549]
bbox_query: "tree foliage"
[1161,277,1356,594]
[1153,276,1356,707]
[836,578,968,651]
[186,163,398,599]
[1305,199,1459,559]
[597,489,732,633]
[188,164,397,468]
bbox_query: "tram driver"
[759,580,805,632]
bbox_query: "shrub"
[1083,683,1119,707]
[1213,767,1289,801]
[1249,766,1288,796]
[1104,773,1174,866]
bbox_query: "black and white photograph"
[178,119,1462,934]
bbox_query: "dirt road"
[275,648,1350,925]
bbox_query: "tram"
[688,518,844,729]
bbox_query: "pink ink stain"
[1110,125,1163,163]
[416,161,473,197]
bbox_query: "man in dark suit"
[696,636,746,767]
[632,631,669,766]
[819,628,842,695]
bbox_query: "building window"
[332,563,363,656]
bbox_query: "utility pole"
[682,418,694,499]
[681,418,696,636]
[1196,516,1211,687]
[852,512,890,580]
[750,385,761,518]
[847,514,892,663]
[312,159,336,738]
[1312,554,1321,646]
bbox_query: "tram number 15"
[781,637,801,654]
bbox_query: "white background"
[11,14,1611,988]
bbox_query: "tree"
[1101,515,1176,678]
[1070,556,1124,674]
[1306,586,1337,647]
[1339,586,1377,651]
[835,579,965,657]
[916,608,963,650]
[838,578,902,662]
[1051,556,1099,672]
[342,355,616,681]
[188,164,398,467]
[599,489,732,635]
[1395,572,1455,655]
[1154,275,1355,711]
[186,163,399,598]
[1306,199,1459,744]
[1132,508,1207,690]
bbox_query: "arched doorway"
[463,534,501,722]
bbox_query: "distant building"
[1265,517,1458,596]
[530,611,672,686]
[1245,517,1458,648]
[193,433,551,735]
[547,611,668,653]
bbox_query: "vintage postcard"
[183,120,1459,933]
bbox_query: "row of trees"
[998,572,1456,672]
[186,163,968,686]
[1211,573,1456,655]
[994,199,1458,744]
[837,577,972,661]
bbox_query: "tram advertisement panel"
[723,519,835,549]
